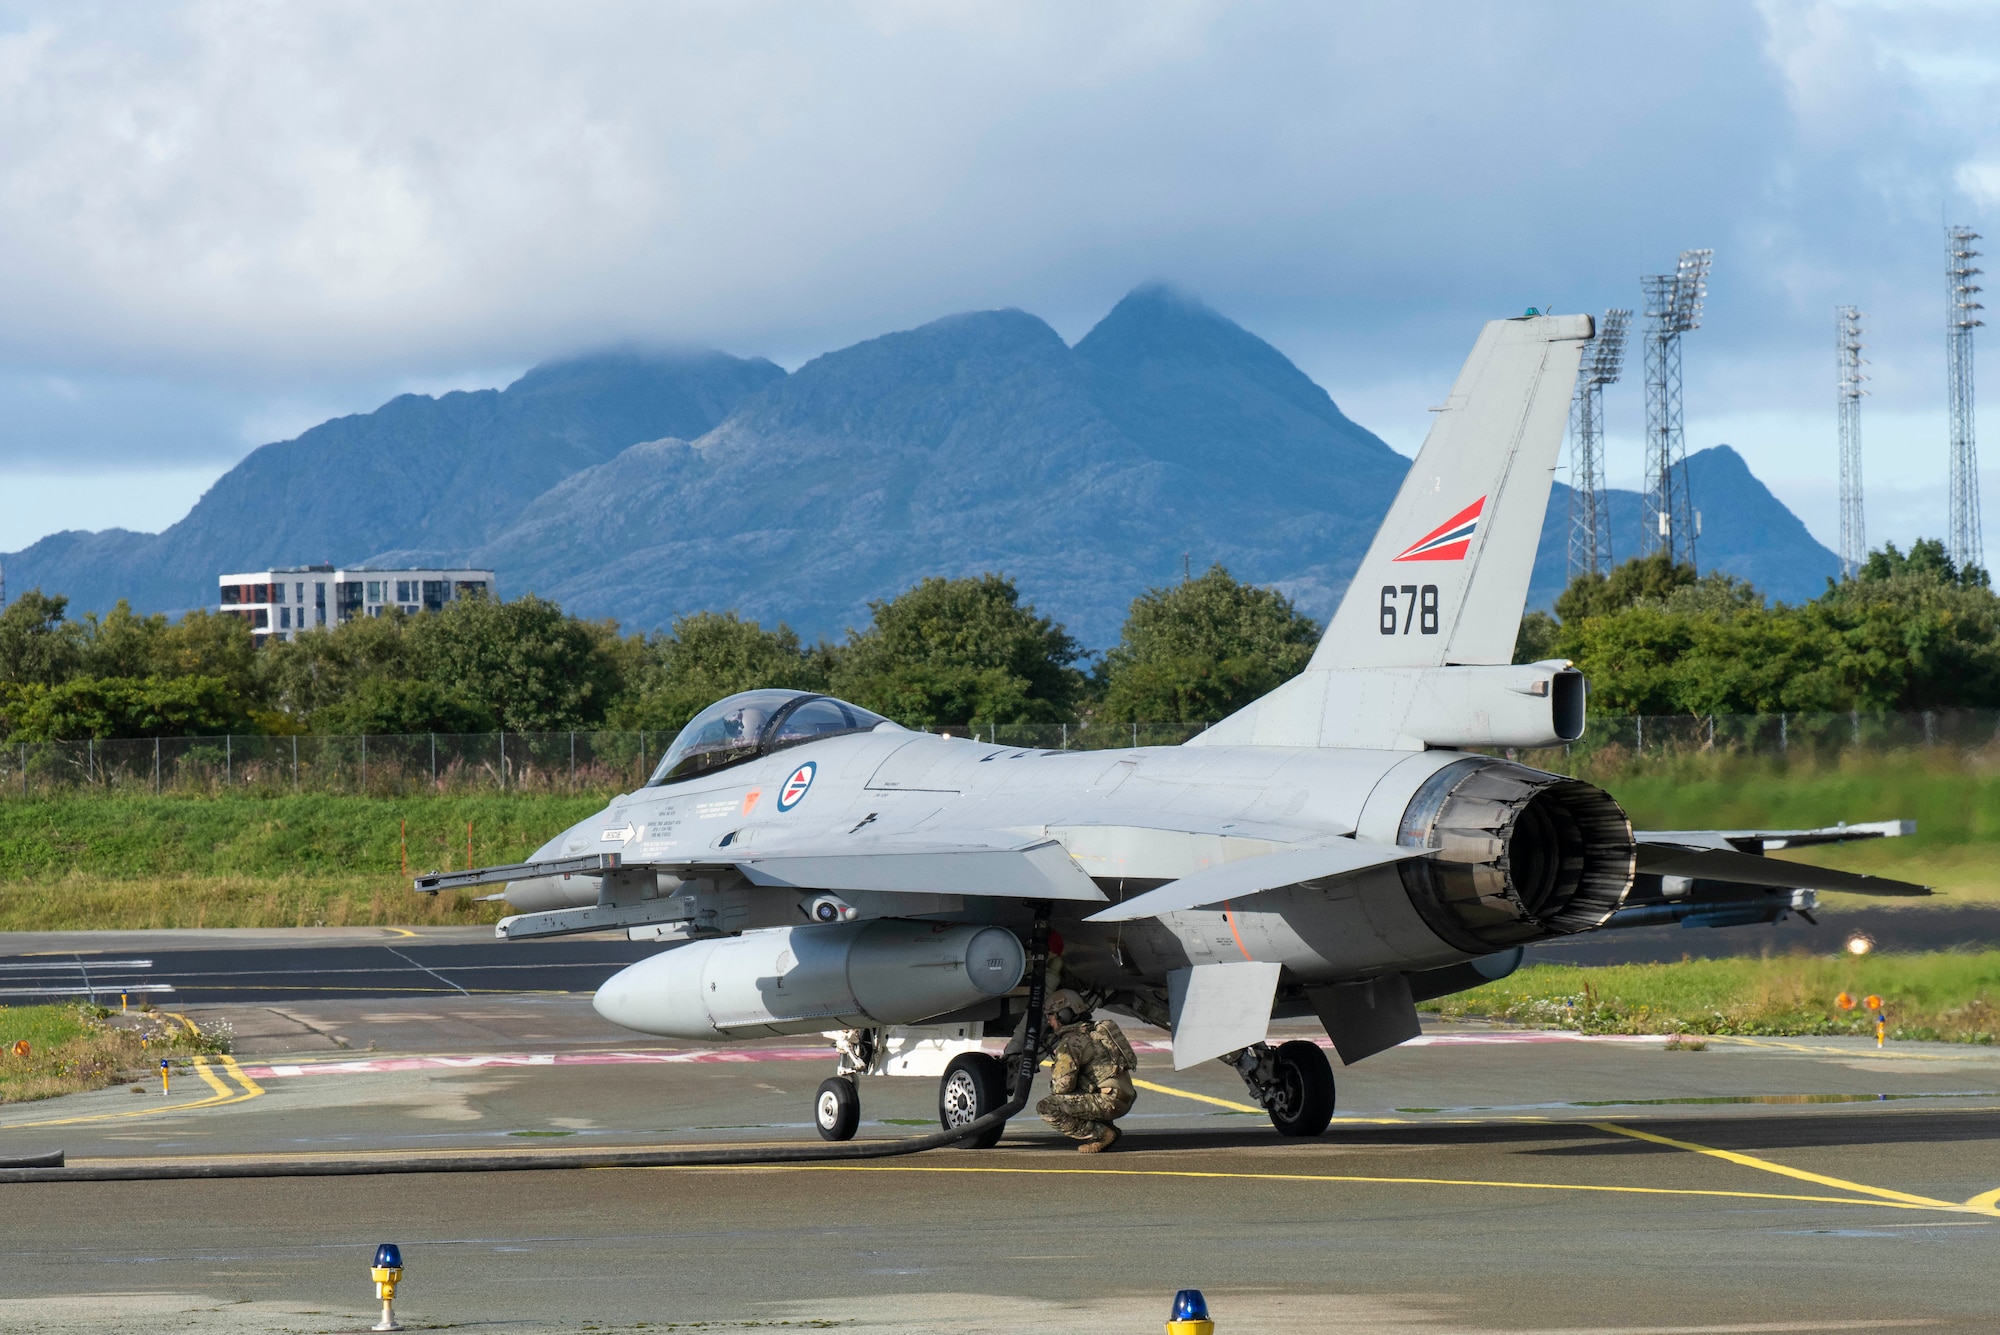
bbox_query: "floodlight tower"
[1947,226,1984,574]
[1836,306,1867,579]
[1641,248,1713,570]
[1567,307,1632,580]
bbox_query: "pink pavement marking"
[234,1030,1649,1080]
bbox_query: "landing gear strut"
[1227,1039,1335,1137]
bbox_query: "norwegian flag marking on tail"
[1392,496,1486,562]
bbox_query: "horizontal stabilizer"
[1635,843,1930,897]
[1169,962,1282,1070]
[1637,820,1915,853]
[1084,841,1420,923]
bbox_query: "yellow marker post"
[159,1058,170,1096]
[1865,994,1886,1048]
[370,1243,405,1331]
[120,993,127,1013]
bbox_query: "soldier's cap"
[1044,989,1088,1026]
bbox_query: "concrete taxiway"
[1,994,1998,1333]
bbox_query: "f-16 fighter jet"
[417,311,1924,1143]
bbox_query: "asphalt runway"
[3,905,1997,1015]
[0,928,655,1005]
[1,997,1998,1333]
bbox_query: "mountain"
[1526,446,1841,609]
[467,286,1409,644]
[2,349,784,615]
[4,287,1845,648]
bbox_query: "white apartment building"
[218,565,496,644]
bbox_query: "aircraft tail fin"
[1190,312,1592,751]
[1310,312,1591,671]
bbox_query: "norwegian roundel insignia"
[777,761,817,812]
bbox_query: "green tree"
[1553,551,1696,623]
[1538,542,2000,714]
[403,593,625,732]
[257,609,418,721]
[1098,565,1319,722]
[0,591,85,687]
[831,575,1083,726]
[79,601,167,680]
[308,678,496,735]
[1,675,246,741]
[608,611,829,733]
[1857,537,1989,589]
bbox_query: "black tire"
[814,1076,860,1142]
[1266,1040,1335,1137]
[938,1052,1008,1149]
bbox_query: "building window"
[296,582,305,604]
[273,583,285,605]
[367,581,382,602]
[279,607,290,629]
[220,585,242,605]
[456,580,489,597]
[253,609,269,629]
[421,580,447,612]
[395,580,410,602]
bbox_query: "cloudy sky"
[1,0,1997,562]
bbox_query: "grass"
[0,793,608,930]
[1423,952,2000,1043]
[0,1004,232,1103]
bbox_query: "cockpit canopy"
[647,690,898,786]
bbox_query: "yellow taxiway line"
[1587,1120,1991,1214]
[628,1160,1979,1216]
[0,1014,264,1131]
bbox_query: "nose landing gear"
[814,1076,860,1141]
[1227,1039,1335,1137]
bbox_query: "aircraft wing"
[1634,841,1929,897]
[731,841,1104,900]
[415,838,1105,902]
[1082,840,1422,923]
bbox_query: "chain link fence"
[1,710,1988,799]
[0,721,1214,799]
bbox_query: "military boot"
[1077,1125,1121,1153]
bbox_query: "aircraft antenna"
[1836,306,1868,580]
[1948,225,1984,574]
[1567,307,1631,581]
[1640,248,1712,572]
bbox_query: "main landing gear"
[811,1037,1012,1148]
[1227,1039,1336,1137]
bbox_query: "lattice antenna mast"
[1641,248,1712,571]
[1948,226,1984,574]
[1835,306,1867,580]
[1567,307,1631,580]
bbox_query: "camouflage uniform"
[1036,1017,1137,1142]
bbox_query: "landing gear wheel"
[938,1053,1008,1149]
[1266,1040,1336,1137]
[815,1076,860,1141]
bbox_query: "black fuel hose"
[0,909,1058,1186]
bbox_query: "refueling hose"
[0,908,1058,1186]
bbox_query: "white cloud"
[0,0,1991,550]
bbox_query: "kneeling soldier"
[1035,989,1137,1152]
